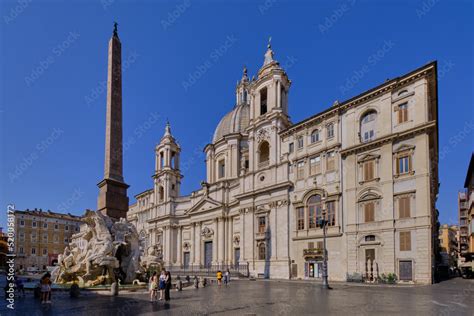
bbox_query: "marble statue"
[52,210,151,286]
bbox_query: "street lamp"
[319,197,331,290]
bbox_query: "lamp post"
[320,197,331,290]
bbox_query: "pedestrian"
[194,275,199,288]
[224,269,230,286]
[216,270,223,286]
[149,271,158,302]
[164,271,172,302]
[40,272,52,304]
[159,270,166,300]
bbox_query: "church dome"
[212,103,250,143]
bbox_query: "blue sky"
[0,0,473,230]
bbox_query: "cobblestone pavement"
[1,278,473,315]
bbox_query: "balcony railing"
[460,202,468,209]
[258,160,270,169]
[162,263,249,278]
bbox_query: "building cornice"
[280,61,437,137]
[340,121,436,157]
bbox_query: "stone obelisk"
[97,23,129,220]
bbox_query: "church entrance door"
[204,241,213,268]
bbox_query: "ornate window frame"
[357,152,381,184]
[393,144,415,178]
[357,189,382,223]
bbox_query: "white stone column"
[228,216,233,264]
[239,210,245,262]
[191,223,196,264]
[218,217,225,264]
[276,80,281,108]
[271,208,277,260]
[213,219,218,264]
[166,225,172,264]
[198,222,203,265]
[177,226,182,265]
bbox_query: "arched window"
[159,186,164,202]
[258,141,270,168]
[218,159,225,179]
[307,195,322,229]
[360,110,377,143]
[260,87,268,115]
[310,129,319,143]
[365,235,376,242]
[258,242,266,260]
[398,90,408,97]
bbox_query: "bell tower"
[154,122,182,205]
[250,38,291,122]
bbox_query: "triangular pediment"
[393,144,415,153]
[185,197,223,215]
[358,153,380,163]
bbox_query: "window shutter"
[365,203,374,222]
[317,241,323,250]
[368,161,374,180]
[406,231,411,250]
[400,197,411,218]
[405,198,411,217]
[408,155,412,172]
[399,198,405,218]
[398,108,403,123]
[308,242,314,249]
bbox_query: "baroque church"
[128,42,439,284]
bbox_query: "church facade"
[127,44,439,284]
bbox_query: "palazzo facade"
[128,44,439,284]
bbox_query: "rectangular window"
[258,243,266,260]
[399,197,411,218]
[317,241,323,250]
[32,221,37,228]
[42,248,47,256]
[19,247,24,254]
[297,161,305,180]
[31,248,36,255]
[364,202,375,222]
[397,155,411,175]
[297,207,305,230]
[54,224,59,230]
[43,234,48,242]
[31,234,37,242]
[310,156,321,175]
[19,233,25,242]
[54,234,59,243]
[398,103,408,123]
[260,88,268,115]
[363,160,375,181]
[289,142,294,153]
[297,136,304,149]
[327,123,334,138]
[43,222,48,228]
[218,160,225,179]
[258,217,266,234]
[19,220,25,227]
[326,152,335,171]
[327,201,336,226]
[400,231,411,251]
[65,225,69,231]
[311,130,319,143]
